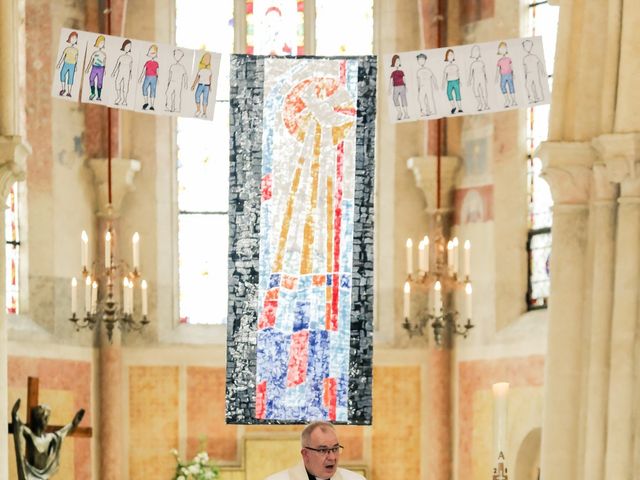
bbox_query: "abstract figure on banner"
[416,53,438,116]
[389,54,409,120]
[11,398,85,480]
[166,49,188,113]
[495,41,517,108]
[138,44,160,111]
[55,31,79,97]
[191,52,213,118]
[468,45,489,111]
[441,48,463,114]
[522,39,546,104]
[85,35,107,101]
[111,39,133,106]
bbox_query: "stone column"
[0,0,21,137]
[88,157,140,480]
[538,141,593,480]
[580,161,618,480]
[595,133,640,480]
[0,136,28,480]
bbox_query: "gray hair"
[301,421,335,447]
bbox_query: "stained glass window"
[315,0,374,55]
[526,0,559,309]
[247,0,305,55]
[5,182,20,315]
[176,0,233,324]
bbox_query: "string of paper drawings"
[51,28,221,120]
[52,29,548,124]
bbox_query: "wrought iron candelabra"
[402,214,474,347]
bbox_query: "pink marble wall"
[8,356,92,479]
[457,356,545,479]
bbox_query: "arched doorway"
[515,427,541,480]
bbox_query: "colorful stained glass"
[5,182,20,315]
[226,55,376,424]
[315,0,374,55]
[176,0,234,324]
[246,0,304,56]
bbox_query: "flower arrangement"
[171,445,219,480]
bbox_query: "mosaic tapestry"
[226,55,375,424]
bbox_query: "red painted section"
[286,330,309,387]
[256,380,267,419]
[261,173,273,201]
[323,377,337,421]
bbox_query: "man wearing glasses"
[265,421,366,480]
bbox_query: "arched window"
[176,0,374,325]
[526,0,559,309]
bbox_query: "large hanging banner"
[226,55,375,424]
[383,36,550,123]
[52,28,221,120]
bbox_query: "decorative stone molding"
[0,135,29,198]
[592,163,618,203]
[592,133,640,197]
[87,158,141,217]
[536,141,595,205]
[407,155,461,212]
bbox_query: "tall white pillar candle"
[141,280,148,316]
[418,240,426,272]
[81,231,89,270]
[132,232,140,270]
[464,240,471,278]
[71,278,77,315]
[105,231,112,269]
[447,241,453,273]
[406,238,413,276]
[434,280,442,313]
[122,278,129,314]
[84,276,92,313]
[465,282,472,319]
[423,235,430,272]
[452,237,459,275]
[492,382,509,459]
[403,281,411,318]
[91,281,98,314]
[127,281,134,315]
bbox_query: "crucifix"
[7,376,91,479]
[7,376,91,437]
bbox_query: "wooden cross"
[7,376,92,437]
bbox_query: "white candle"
[465,282,473,319]
[403,281,411,318]
[71,278,77,315]
[406,238,413,276]
[132,232,140,270]
[452,237,459,275]
[91,281,98,314]
[423,235,430,272]
[492,382,509,460]
[464,240,471,278]
[84,276,91,313]
[447,241,453,273]
[128,280,134,314]
[81,231,89,270]
[418,240,426,272]
[105,231,112,269]
[123,278,129,313]
[434,280,442,313]
[141,280,148,316]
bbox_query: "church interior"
[1,0,639,478]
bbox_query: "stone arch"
[515,427,541,480]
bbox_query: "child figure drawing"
[138,44,160,111]
[389,54,409,120]
[495,41,517,108]
[85,35,107,101]
[191,52,213,118]
[111,39,133,106]
[56,31,79,97]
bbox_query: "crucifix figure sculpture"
[11,398,85,480]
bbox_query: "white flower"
[177,476,185,480]
[188,463,201,474]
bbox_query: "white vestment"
[264,462,366,480]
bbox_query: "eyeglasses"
[304,445,344,456]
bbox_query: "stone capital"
[537,141,594,205]
[88,158,141,217]
[0,135,30,198]
[592,163,618,203]
[592,133,640,197]
[407,155,461,212]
